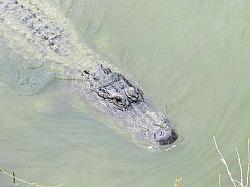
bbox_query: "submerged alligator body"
[0,0,178,150]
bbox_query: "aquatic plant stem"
[13,171,16,184]
[218,173,221,187]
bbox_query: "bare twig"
[246,139,250,187]
[213,136,250,187]
[235,148,243,185]
[213,136,237,187]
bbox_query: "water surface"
[0,0,250,186]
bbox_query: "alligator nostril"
[157,130,178,145]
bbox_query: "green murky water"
[0,0,250,186]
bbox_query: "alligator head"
[78,64,178,150]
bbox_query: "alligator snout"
[154,128,178,145]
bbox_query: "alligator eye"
[49,41,54,46]
[113,97,122,103]
[84,70,90,75]
[103,68,111,75]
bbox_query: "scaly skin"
[0,0,177,150]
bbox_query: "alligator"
[0,0,178,151]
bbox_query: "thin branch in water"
[213,136,250,187]
[235,148,243,185]
[213,136,237,187]
[246,139,250,187]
